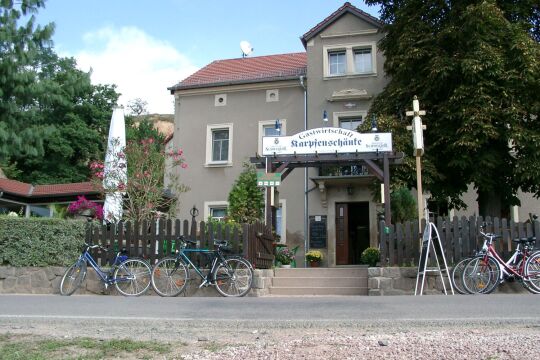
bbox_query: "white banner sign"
[262,127,392,156]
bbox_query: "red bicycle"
[462,228,540,294]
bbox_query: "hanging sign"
[262,127,392,156]
[257,171,281,187]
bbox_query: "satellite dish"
[240,41,253,57]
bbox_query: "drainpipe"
[300,75,308,267]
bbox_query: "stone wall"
[0,266,530,296]
[0,266,272,297]
[367,266,529,295]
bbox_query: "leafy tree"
[227,163,264,224]
[10,50,119,183]
[390,187,417,223]
[0,1,120,184]
[125,99,164,147]
[0,0,55,159]
[365,0,540,217]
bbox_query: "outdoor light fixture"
[275,119,281,134]
[323,110,328,124]
[371,115,378,132]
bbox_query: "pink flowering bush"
[67,196,104,220]
[90,137,188,222]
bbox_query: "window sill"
[323,72,377,80]
[205,162,233,168]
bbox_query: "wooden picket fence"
[85,219,274,269]
[379,216,540,266]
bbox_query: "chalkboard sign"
[309,215,327,248]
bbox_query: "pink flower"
[181,163,188,169]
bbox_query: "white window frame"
[332,111,367,128]
[323,42,377,78]
[204,201,228,221]
[205,123,233,167]
[258,119,287,155]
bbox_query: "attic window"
[215,94,227,106]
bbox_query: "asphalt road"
[1,293,539,325]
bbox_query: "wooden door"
[336,203,349,265]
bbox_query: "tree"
[227,163,264,224]
[365,0,540,216]
[0,0,55,159]
[0,1,120,184]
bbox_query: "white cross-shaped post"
[406,96,426,230]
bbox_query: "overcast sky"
[36,1,380,114]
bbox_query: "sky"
[35,1,380,114]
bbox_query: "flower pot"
[281,264,291,268]
[309,261,320,268]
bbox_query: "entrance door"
[336,204,349,265]
[336,202,370,265]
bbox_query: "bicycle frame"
[79,250,131,286]
[175,247,228,287]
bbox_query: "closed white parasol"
[103,106,127,223]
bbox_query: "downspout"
[300,75,308,267]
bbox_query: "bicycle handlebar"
[83,243,108,252]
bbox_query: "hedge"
[0,217,87,267]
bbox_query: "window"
[328,50,346,75]
[258,119,286,155]
[323,43,377,78]
[206,124,233,166]
[339,118,363,131]
[204,201,228,221]
[354,48,372,73]
[210,207,227,221]
[212,129,229,161]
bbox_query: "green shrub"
[0,217,87,267]
[360,247,380,267]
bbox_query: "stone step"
[269,286,368,296]
[274,267,368,278]
[272,276,367,288]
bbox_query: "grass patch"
[0,333,171,360]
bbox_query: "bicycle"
[461,228,539,294]
[151,236,254,297]
[59,243,152,296]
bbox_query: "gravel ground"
[1,318,539,359]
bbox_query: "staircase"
[269,266,368,296]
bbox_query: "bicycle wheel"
[451,257,474,295]
[462,256,500,294]
[59,260,87,296]
[113,258,152,296]
[213,257,253,297]
[151,257,188,297]
[524,252,540,293]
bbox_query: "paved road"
[1,294,539,325]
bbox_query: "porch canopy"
[250,127,404,226]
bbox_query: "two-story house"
[168,3,387,267]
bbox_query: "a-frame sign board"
[414,212,454,296]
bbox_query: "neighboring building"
[168,2,539,266]
[0,178,101,217]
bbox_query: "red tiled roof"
[301,2,382,47]
[0,179,98,197]
[169,52,307,91]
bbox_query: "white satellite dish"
[240,41,253,57]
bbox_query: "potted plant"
[306,250,323,267]
[361,247,380,267]
[276,247,295,268]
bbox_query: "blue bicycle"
[59,243,152,296]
